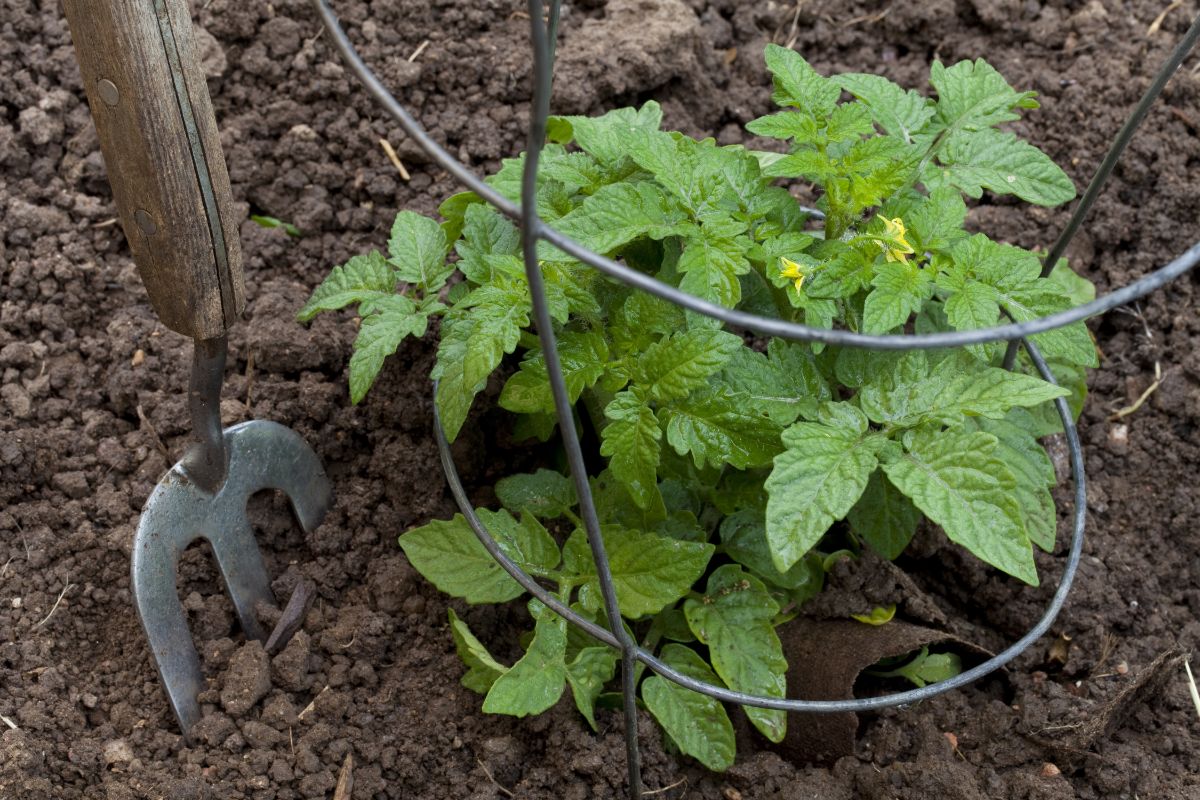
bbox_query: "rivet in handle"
[135,209,158,236]
[97,79,119,107]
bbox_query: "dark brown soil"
[3,0,1200,798]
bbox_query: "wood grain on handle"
[63,0,244,339]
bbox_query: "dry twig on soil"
[476,758,515,798]
[1147,0,1183,35]
[34,578,75,629]
[380,138,412,181]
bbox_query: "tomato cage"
[310,1,1200,794]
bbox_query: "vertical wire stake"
[520,0,643,795]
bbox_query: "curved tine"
[221,420,333,532]
[132,473,211,736]
[433,338,1087,713]
[311,0,1200,350]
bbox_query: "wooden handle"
[63,0,244,339]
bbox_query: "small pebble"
[1041,762,1061,777]
[1107,423,1128,453]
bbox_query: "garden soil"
[3,0,1200,797]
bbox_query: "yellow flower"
[878,216,915,263]
[780,257,807,292]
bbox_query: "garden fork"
[62,0,332,737]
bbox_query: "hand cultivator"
[62,0,331,737]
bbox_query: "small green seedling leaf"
[850,604,896,626]
[867,646,963,688]
[251,214,301,237]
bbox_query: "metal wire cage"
[310,0,1200,794]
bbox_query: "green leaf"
[660,387,784,470]
[600,392,663,510]
[883,427,1037,584]
[847,471,921,560]
[762,44,840,116]
[447,608,508,693]
[969,415,1058,552]
[684,565,787,742]
[432,289,529,440]
[456,204,520,282]
[942,279,1001,361]
[863,259,933,333]
[348,298,427,403]
[834,73,936,143]
[297,251,395,321]
[826,136,920,220]
[643,644,736,771]
[1047,259,1096,305]
[678,231,751,294]
[996,287,1098,368]
[763,147,835,183]
[938,234,1095,367]
[904,650,962,686]
[495,469,578,520]
[765,405,880,572]
[635,329,742,403]
[540,148,609,194]
[678,246,745,311]
[546,181,688,256]
[548,101,664,167]
[935,128,1075,206]
[857,351,1068,428]
[905,186,968,254]
[499,332,609,414]
[387,210,452,291]
[825,102,876,143]
[720,340,829,426]
[399,509,559,603]
[929,58,1038,133]
[563,526,714,618]
[719,510,825,594]
[745,111,820,143]
[567,646,618,730]
[437,190,480,243]
[483,612,567,716]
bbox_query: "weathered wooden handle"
[63,0,244,339]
